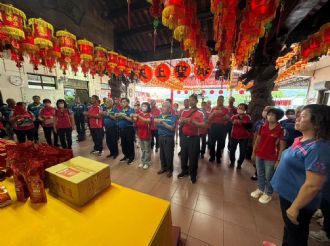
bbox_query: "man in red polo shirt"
[178,94,205,184]
[229,103,252,169]
[208,95,229,164]
[84,95,104,156]
[226,96,237,150]
[150,100,160,152]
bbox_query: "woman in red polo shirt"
[251,108,286,204]
[133,102,152,170]
[39,99,58,146]
[229,103,252,169]
[54,99,75,149]
[10,102,35,143]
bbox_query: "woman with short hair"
[271,104,330,246]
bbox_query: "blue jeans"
[256,157,276,195]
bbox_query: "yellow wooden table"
[1,179,173,246]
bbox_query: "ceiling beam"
[115,10,213,38]
[108,1,150,19]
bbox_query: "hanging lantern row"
[211,0,239,72]
[276,44,299,69]
[175,89,244,95]
[300,23,330,61]
[162,0,211,70]
[275,60,308,83]
[235,0,280,67]
[0,3,141,77]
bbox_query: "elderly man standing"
[150,100,161,152]
[155,101,177,178]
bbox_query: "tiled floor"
[68,134,324,246]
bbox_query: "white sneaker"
[138,163,143,168]
[313,209,323,219]
[143,164,149,170]
[309,230,330,243]
[250,189,264,199]
[259,194,272,204]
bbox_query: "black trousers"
[105,126,118,156]
[209,123,227,160]
[15,129,34,143]
[33,120,41,141]
[159,135,174,172]
[229,138,248,166]
[90,128,104,152]
[181,135,200,179]
[120,127,135,160]
[74,115,85,139]
[57,128,72,149]
[200,135,207,155]
[151,130,159,149]
[226,122,233,148]
[321,198,330,237]
[43,127,58,146]
[280,196,315,246]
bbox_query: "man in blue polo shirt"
[102,98,119,159]
[117,97,135,164]
[155,101,177,177]
[72,96,87,141]
[27,95,43,142]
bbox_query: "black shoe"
[200,154,204,159]
[54,144,60,147]
[191,177,197,184]
[120,157,127,162]
[106,154,113,158]
[127,159,134,165]
[155,148,159,153]
[216,158,221,164]
[97,151,102,156]
[177,172,189,178]
[157,169,166,175]
[229,163,234,168]
[178,151,181,156]
[250,175,258,181]
[167,172,173,178]
[112,155,118,159]
[237,164,242,170]
[209,158,215,162]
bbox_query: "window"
[27,74,57,90]
[101,82,111,90]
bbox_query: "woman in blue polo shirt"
[271,104,330,246]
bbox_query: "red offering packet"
[26,160,47,203]
[13,172,30,202]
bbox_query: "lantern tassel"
[153,28,157,53]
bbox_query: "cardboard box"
[46,156,111,206]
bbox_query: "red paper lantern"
[139,65,153,83]
[194,63,213,81]
[210,89,214,94]
[108,51,118,69]
[239,90,245,94]
[28,18,53,49]
[0,3,26,42]
[177,90,181,94]
[125,58,134,75]
[201,90,206,95]
[155,63,171,82]
[77,39,94,61]
[218,89,223,94]
[56,30,76,57]
[117,55,127,72]
[174,61,191,81]
[184,90,188,94]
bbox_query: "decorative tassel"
[153,28,157,53]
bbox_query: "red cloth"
[181,109,204,136]
[12,107,34,131]
[115,104,123,111]
[39,106,55,127]
[150,106,160,130]
[231,114,252,139]
[55,109,72,129]
[135,112,151,140]
[88,105,103,129]
[210,107,229,124]
[256,122,285,161]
